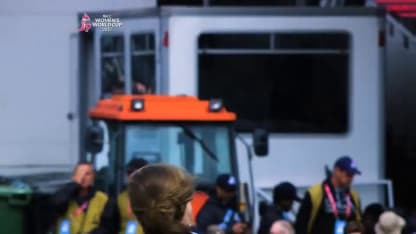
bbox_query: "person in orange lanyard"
[295,156,362,234]
[52,162,118,234]
[117,158,149,234]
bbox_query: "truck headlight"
[209,99,223,112]
[131,99,144,111]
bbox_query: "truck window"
[131,33,155,94]
[198,32,350,133]
[101,35,124,97]
[124,124,233,184]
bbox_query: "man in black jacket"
[196,174,248,234]
[257,182,300,234]
[52,162,118,234]
[295,156,362,234]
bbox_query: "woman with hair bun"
[128,164,196,234]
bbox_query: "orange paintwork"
[88,95,236,122]
[191,191,210,223]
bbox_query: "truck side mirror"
[253,128,268,156]
[86,125,104,154]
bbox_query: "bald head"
[270,220,294,234]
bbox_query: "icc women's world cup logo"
[78,12,123,32]
[79,13,92,32]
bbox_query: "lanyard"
[127,200,133,216]
[324,184,351,218]
[72,201,90,234]
[219,209,234,230]
[72,201,89,218]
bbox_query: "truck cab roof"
[89,95,236,122]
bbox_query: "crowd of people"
[51,156,410,234]
[257,156,408,234]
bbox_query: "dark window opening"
[131,34,156,94]
[101,35,125,97]
[100,34,156,98]
[198,33,350,133]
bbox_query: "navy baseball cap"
[273,182,301,202]
[334,156,361,176]
[216,174,238,192]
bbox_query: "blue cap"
[334,156,361,176]
[216,174,238,192]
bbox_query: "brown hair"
[345,220,365,234]
[128,164,194,234]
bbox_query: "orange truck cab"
[86,95,268,225]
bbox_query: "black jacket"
[257,204,284,234]
[295,180,360,234]
[196,195,241,234]
[52,182,119,234]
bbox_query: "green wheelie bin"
[0,179,32,234]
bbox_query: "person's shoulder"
[94,190,109,203]
[264,206,283,221]
[259,201,271,217]
[349,189,361,205]
[306,182,324,198]
[349,188,360,195]
[308,182,323,191]
[267,205,282,216]
[260,202,276,214]
[117,189,128,198]
[205,196,220,205]
[200,197,224,213]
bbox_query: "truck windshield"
[125,124,234,185]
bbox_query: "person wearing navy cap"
[257,182,301,234]
[295,156,362,234]
[196,174,248,234]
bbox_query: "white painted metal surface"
[0,0,156,175]
[165,13,384,209]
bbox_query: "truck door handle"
[67,112,75,121]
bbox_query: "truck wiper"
[179,125,218,162]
